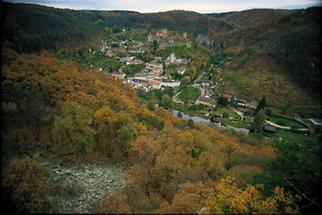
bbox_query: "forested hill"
[1,3,106,52]
[208,8,322,98]
[2,3,321,100]
[2,3,320,54]
[1,3,261,53]
[1,3,229,53]
[1,48,309,214]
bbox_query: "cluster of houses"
[195,82,216,108]
[165,53,189,65]
[148,29,190,49]
[100,28,191,59]
[111,55,182,92]
[148,28,168,43]
[118,56,144,65]
[125,73,181,92]
[227,95,258,117]
[100,39,146,57]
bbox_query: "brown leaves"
[94,192,132,214]
[2,155,54,213]
[158,181,215,214]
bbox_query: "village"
[99,28,189,92]
[87,27,321,138]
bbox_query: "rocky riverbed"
[45,161,127,213]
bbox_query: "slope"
[209,8,321,105]
[2,49,304,213]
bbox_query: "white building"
[178,67,186,75]
[170,53,176,63]
[162,28,168,35]
[195,97,216,108]
[161,80,181,88]
[112,71,126,80]
[148,33,154,42]
[145,62,163,74]
[149,79,161,89]
[166,53,188,65]
[201,82,212,98]
[183,32,187,39]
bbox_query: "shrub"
[94,192,132,214]
[51,101,95,155]
[2,156,55,213]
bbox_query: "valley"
[57,26,321,143]
[1,2,321,214]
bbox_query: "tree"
[118,125,137,156]
[255,96,267,115]
[222,112,229,119]
[10,81,45,142]
[163,87,174,97]
[147,102,155,111]
[280,102,292,115]
[161,94,171,107]
[189,65,198,81]
[94,108,137,158]
[51,101,95,154]
[97,124,113,157]
[204,176,299,214]
[116,112,138,156]
[265,108,272,117]
[162,61,166,75]
[158,182,215,214]
[113,27,121,33]
[153,40,159,54]
[2,155,55,213]
[187,119,195,129]
[147,116,164,130]
[95,192,131,214]
[252,109,266,132]
[268,137,322,213]
[217,95,229,107]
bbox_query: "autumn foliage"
[2,155,55,213]
[1,49,302,213]
[204,176,299,214]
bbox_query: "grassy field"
[219,118,251,129]
[211,107,238,118]
[178,86,201,103]
[170,101,208,117]
[273,130,318,144]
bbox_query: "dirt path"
[265,120,308,131]
[44,161,127,213]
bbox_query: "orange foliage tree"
[2,155,55,213]
[204,176,300,214]
[94,192,132,214]
[158,181,215,214]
